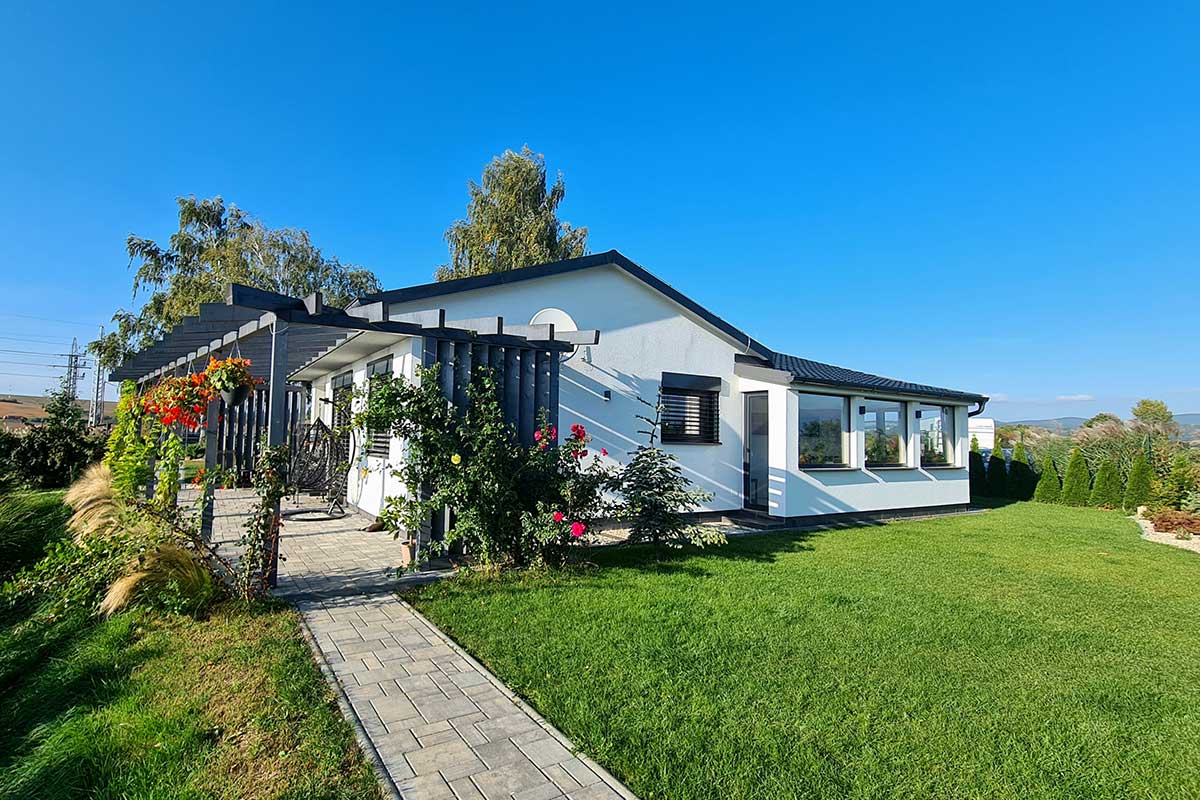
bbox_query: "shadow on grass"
[0,607,164,794]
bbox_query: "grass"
[0,492,382,800]
[409,503,1200,800]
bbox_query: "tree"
[1033,455,1061,503]
[1162,455,1198,509]
[1060,448,1091,506]
[1123,453,1153,511]
[969,450,986,498]
[1089,459,1124,508]
[1008,441,1034,500]
[986,443,1007,497]
[437,147,588,282]
[90,196,381,368]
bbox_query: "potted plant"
[206,356,257,407]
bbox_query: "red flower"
[570,521,586,538]
[552,511,564,522]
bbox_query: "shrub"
[1124,453,1154,511]
[0,491,70,579]
[1089,459,1124,508]
[99,542,217,617]
[1008,441,1034,500]
[1147,509,1200,535]
[1033,455,1061,503]
[969,450,986,498]
[986,446,1007,497]
[1162,455,1198,510]
[1060,449,1091,506]
[617,396,720,553]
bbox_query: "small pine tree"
[986,443,1007,497]
[969,450,986,498]
[1033,455,1061,503]
[1089,458,1123,508]
[1060,449,1091,506]
[1008,441,1034,500]
[1123,453,1153,511]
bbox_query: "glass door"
[743,393,769,510]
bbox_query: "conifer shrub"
[1089,459,1124,508]
[1124,453,1153,511]
[1060,449,1091,506]
[1033,455,1061,503]
[986,444,1007,497]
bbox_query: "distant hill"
[1002,414,1200,441]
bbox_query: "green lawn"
[409,503,1200,800]
[0,495,381,800]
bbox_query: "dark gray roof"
[363,250,985,405]
[753,352,986,403]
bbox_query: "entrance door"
[743,392,769,510]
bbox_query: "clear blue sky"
[1,2,1196,420]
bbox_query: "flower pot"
[221,384,252,407]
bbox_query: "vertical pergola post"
[264,318,290,587]
[200,397,220,543]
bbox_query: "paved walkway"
[209,490,635,800]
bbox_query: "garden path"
[209,489,636,800]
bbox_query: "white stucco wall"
[306,264,973,519]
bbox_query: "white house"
[285,251,987,525]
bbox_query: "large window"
[797,392,848,467]
[917,404,954,466]
[365,355,393,458]
[863,399,905,466]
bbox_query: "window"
[366,356,393,458]
[797,392,849,467]
[917,404,954,466]
[660,373,720,444]
[862,399,905,466]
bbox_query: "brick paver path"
[209,490,636,800]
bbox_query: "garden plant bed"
[409,502,1200,800]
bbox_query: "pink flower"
[534,429,542,441]
[552,511,564,522]
[600,448,608,457]
[570,521,586,538]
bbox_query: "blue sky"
[0,2,1196,420]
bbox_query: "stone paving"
[209,489,636,800]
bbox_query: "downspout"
[968,398,989,417]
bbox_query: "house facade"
[293,251,987,523]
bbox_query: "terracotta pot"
[220,384,252,407]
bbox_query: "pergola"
[109,283,598,584]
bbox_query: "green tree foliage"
[1124,453,1154,511]
[1008,441,1034,500]
[1060,449,1092,506]
[1089,459,1124,508]
[969,450,986,497]
[5,376,106,489]
[1162,455,1198,509]
[90,196,380,368]
[436,147,588,282]
[986,445,1007,497]
[1033,455,1061,503]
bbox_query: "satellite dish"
[529,308,579,361]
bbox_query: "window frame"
[796,391,851,469]
[916,403,956,467]
[365,355,394,458]
[861,398,907,468]
[660,386,720,445]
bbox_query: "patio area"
[204,489,635,800]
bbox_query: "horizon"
[1,3,1195,420]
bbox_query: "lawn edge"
[398,597,639,800]
[296,613,401,800]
